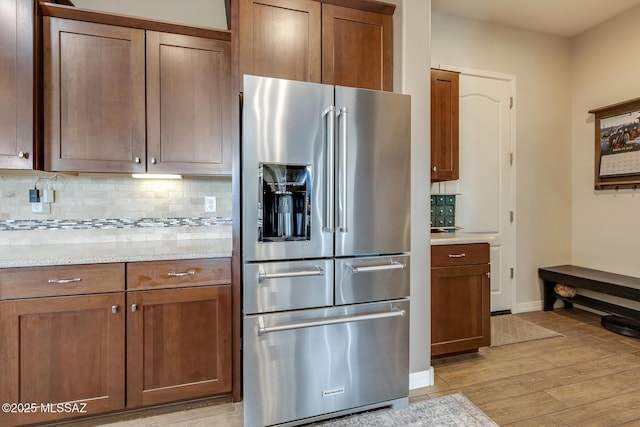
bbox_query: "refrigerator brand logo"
[322,386,345,397]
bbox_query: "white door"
[434,66,516,312]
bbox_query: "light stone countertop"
[430,232,498,246]
[0,238,232,268]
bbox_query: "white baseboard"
[512,300,543,313]
[409,367,434,390]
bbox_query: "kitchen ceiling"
[431,0,640,37]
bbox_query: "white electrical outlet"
[31,202,50,214]
[205,196,217,213]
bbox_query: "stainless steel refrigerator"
[242,75,411,427]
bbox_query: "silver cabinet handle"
[337,106,348,233]
[448,253,466,258]
[258,307,405,335]
[167,270,196,277]
[259,267,324,282]
[151,157,157,164]
[18,151,29,159]
[47,277,82,284]
[432,165,437,172]
[131,304,138,313]
[111,305,118,314]
[324,106,336,232]
[349,261,406,274]
[134,156,141,164]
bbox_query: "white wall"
[431,13,573,309]
[72,0,228,30]
[389,0,432,382]
[571,5,640,275]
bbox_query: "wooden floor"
[415,308,640,426]
[61,308,640,426]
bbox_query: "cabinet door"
[321,4,393,91]
[126,285,232,408]
[146,32,231,175]
[239,0,321,83]
[431,69,459,181]
[44,17,146,173]
[0,0,34,169]
[0,294,125,427]
[431,264,490,357]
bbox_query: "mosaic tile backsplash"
[0,173,232,245]
[431,194,456,228]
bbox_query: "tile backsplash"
[0,172,232,245]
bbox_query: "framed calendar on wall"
[590,97,640,190]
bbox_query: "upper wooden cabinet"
[239,0,394,91]
[239,0,321,83]
[0,0,35,169]
[44,17,146,173]
[146,32,231,175]
[321,3,392,91]
[43,9,232,175]
[431,69,459,181]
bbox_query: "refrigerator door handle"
[257,306,405,335]
[323,106,336,232]
[258,267,325,281]
[349,261,406,274]
[337,106,348,232]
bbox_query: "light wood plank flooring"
[60,308,640,426]
[417,308,640,426]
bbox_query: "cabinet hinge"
[510,267,514,279]
[510,97,514,109]
[510,211,514,223]
[509,152,514,165]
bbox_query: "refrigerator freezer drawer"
[243,299,409,427]
[335,255,410,305]
[244,259,334,314]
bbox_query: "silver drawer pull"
[448,253,466,258]
[258,307,405,335]
[48,277,82,284]
[349,261,405,274]
[259,267,324,281]
[167,270,196,277]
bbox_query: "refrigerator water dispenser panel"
[259,163,311,242]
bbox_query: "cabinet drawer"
[0,263,125,300]
[127,258,231,290]
[431,243,489,267]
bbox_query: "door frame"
[435,63,517,313]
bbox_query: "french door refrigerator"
[242,75,411,427]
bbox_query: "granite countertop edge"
[0,239,233,269]
[430,232,498,245]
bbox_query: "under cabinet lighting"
[131,174,183,180]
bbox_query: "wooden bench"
[539,265,640,321]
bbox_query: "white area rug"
[314,393,498,427]
[491,314,562,347]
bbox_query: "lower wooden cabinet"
[0,293,126,427]
[0,258,232,427]
[126,285,232,407]
[431,243,491,357]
